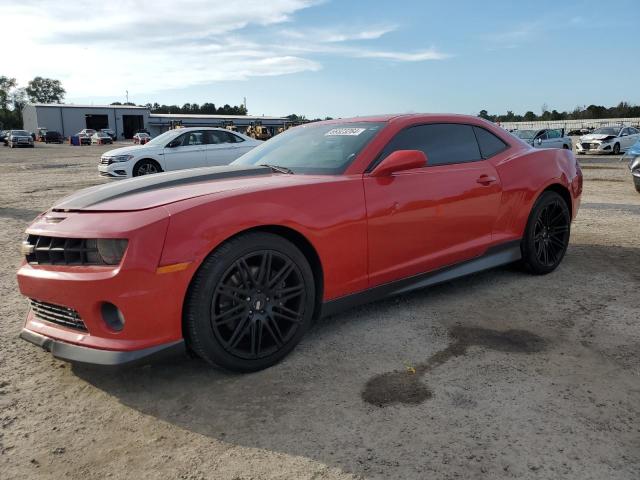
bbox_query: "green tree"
[25,77,65,103]
[0,76,17,110]
[523,111,537,121]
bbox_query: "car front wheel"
[633,175,640,193]
[521,191,571,275]
[185,232,315,372]
[613,143,621,155]
[133,159,161,176]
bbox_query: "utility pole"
[243,97,247,111]
[126,90,129,104]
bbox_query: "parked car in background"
[91,132,113,145]
[576,126,640,155]
[18,114,582,371]
[622,139,640,193]
[0,130,8,146]
[74,132,92,145]
[44,131,64,144]
[133,132,151,145]
[7,130,35,148]
[512,128,572,149]
[99,127,262,178]
[101,128,116,140]
[78,129,97,137]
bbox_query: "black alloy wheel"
[185,232,315,372]
[212,250,306,360]
[613,143,621,155]
[521,191,570,274]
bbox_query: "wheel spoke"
[256,252,272,286]
[267,260,294,289]
[235,258,255,289]
[217,284,250,300]
[213,303,246,325]
[263,314,284,347]
[227,316,251,349]
[272,309,301,324]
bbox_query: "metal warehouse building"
[22,104,290,139]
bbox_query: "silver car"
[7,130,35,148]
[512,128,572,150]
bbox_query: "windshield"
[512,129,537,140]
[145,129,178,146]
[12,130,30,136]
[232,122,385,174]
[592,127,619,135]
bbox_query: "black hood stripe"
[53,165,271,210]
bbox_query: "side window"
[621,128,630,136]
[182,131,205,146]
[473,127,508,158]
[378,124,482,167]
[537,131,548,140]
[208,130,243,144]
[547,129,561,139]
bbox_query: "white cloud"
[2,0,449,99]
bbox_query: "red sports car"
[17,114,582,372]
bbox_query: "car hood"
[580,134,615,141]
[102,144,156,156]
[51,165,324,212]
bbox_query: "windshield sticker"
[325,128,366,136]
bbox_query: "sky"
[4,0,640,118]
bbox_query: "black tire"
[521,191,571,275]
[133,159,161,176]
[633,175,640,193]
[185,232,315,372]
[613,143,620,155]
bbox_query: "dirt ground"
[1,142,639,480]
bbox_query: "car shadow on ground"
[72,243,639,477]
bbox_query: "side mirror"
[536,137,542,146]
[370,150,427,177]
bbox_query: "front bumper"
[575,142,613,154]
[20,328,184,366]
[99,162,130,178]
[16,209,196,365]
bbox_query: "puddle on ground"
[362,326,546,407]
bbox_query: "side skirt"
[321,240,522,317]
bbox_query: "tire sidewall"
[133,159,160,177]
[521,191,570,274]
[185,232,316,372]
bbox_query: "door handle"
[476,175,497,185]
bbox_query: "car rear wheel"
[185,232,315,372]
[133,159,161,176]
[521,191,570,275]
[613,143,621,155]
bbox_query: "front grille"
[24,235,100,265]
[29,299,87,331]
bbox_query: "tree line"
[0,76,65,129]
[111,102,248,116]
[479,101,640,123]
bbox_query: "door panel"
[162,132,207,170]
[162,145,207,170]
[364,161,502,287]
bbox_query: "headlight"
[111,155,134,163]
[85,239,128,265]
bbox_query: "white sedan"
[98,127,262,178]
[576,126,640,155]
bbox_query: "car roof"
[310,113,501,125]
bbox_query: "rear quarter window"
[473,127,509,158]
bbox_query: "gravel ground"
[1,142,639,480]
